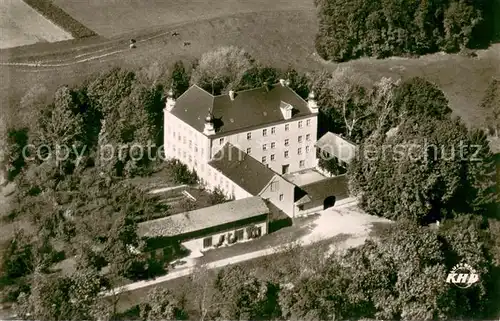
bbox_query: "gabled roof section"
[170,85,214,130]
[300,175,350,205]
[208,143,277,195]
[171,83,312,135]
[315,132,358,164]
[137,196,269,238]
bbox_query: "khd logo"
[446,263,480,288]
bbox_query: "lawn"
[51,0,314,38]
[1,6,498,133]
[0,0,73,49]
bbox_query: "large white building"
[163,81,349,218]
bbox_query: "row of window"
[261,156,306,168]
[248,145,311,157]
[172,131,205,157]
[203,227,262,248]
[246,119,312,140]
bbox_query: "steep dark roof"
[138,197,269,238]
[170,85,214,129]
[171,84,312,135]
[209,143,277,195]
[300,175,350,209]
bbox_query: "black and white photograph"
[0,0,499,319]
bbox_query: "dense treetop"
[315,0,496,61]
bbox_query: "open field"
[0,6,498,131]
[52,0,314,38]
[0,0,73,49]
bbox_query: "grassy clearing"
[1,8,498,133]
[22,0,97,38]
[52,0,314,38]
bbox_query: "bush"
[166,159,198,185]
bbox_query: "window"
[271,181,279,191]
[247,148,251,154]
[201,148,204,157]
[194,145,198,153]
[194,160,198,167]
[219,138,224,145]
[183,136,186,144]
[263,144,267,151]
[306,146,310,153]
[247,132,252,140]
[298,148,302,155]
[183,151,186,158]
[285,139,289,146]
[271,142,276,149]
[298,136,303,143]
[263,129,267,136]
[173,146,176,152]
[235,229,244,241]
[298,121,303,128]
[306,119,311,126]
[279,194,284,201]
[262,156,267,163]
[271,127,276,134]
[203,237,212,248]
[189,140,192,148]
[208,168,211,176]
[270,154,275,161]
[306,134,311,141]
[285,124,289,131]
[300,160,305,168]
[284,151,289,158]
[188,156,192,163]
[172,131,175,137]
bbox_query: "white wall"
[181,220,268,253]
[210,115,318,174]
[164,109,211,180]
[259,174,296,218]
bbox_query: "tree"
[237,66,280,91]
[190,46,254,95]
[392,77,451,122]
[314,0,491,62]
[480,78,500,137]
[311,67,373,143]
[139,287,187,320]
[170,60,191,98]
[32,86,84,174]
[1,229,34,279]
[349,115,495,223]
[208,187,228,205]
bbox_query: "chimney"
[203,114,215,136]
[307,90,318,113]
[279,79,286,86]
[165,88,176,112]
[229,90,235,101]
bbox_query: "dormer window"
[247,132,252,140]
[280,101,293,120]
[263,129,268,136]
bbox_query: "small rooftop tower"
[165,88,176,112]
[307,90,318,113]
[229,90,235,101]
[204,114,215,136]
